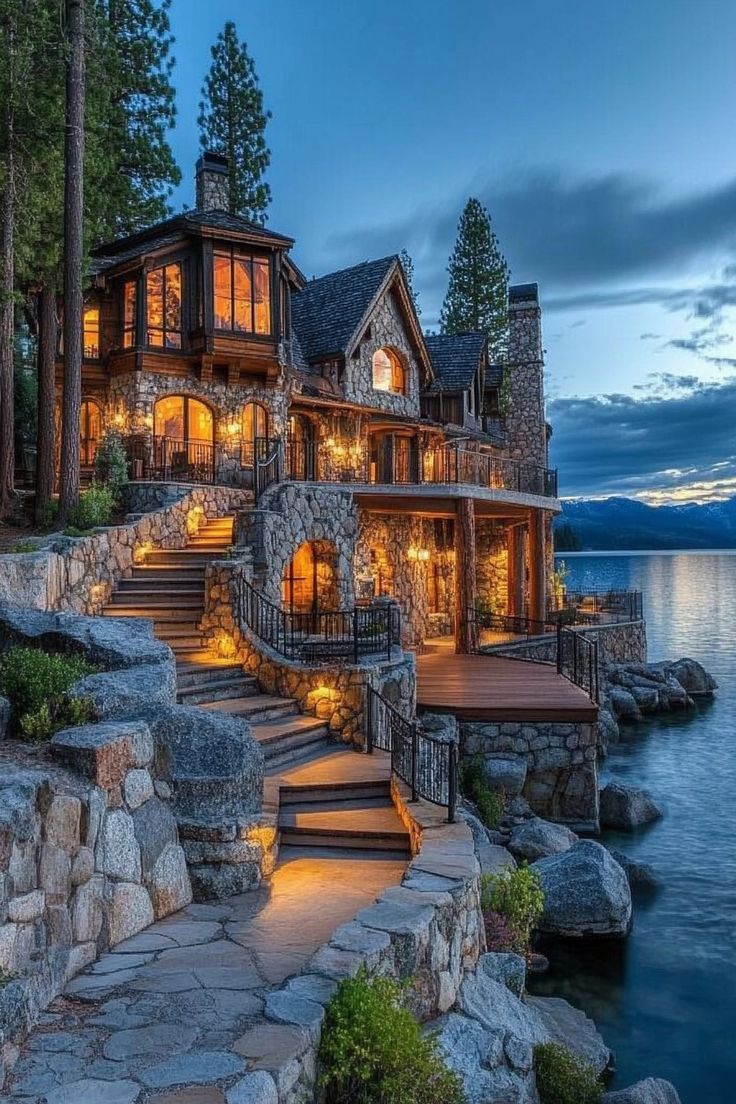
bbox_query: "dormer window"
[83,306,100,359]
[213,250,271,335]
[146,262,182,349]
[372,347,405,395]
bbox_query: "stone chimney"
[504,283,547,467]
[195,151,230,212]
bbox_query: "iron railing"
[237,576,401,665]
[554,589,643,624]
[472,607,559,639]
[126,435,218,484]
[365,684,458,822]
[557,624,600,702]
[254,437,283,501]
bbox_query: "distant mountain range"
[554,496,736,551]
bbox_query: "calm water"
[530,552,736,1103]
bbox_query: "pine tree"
[198,21,271,222]
[399,248,420,318]
[439,198,509,359]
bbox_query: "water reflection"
[528,553,736,1104]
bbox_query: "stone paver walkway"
[6,848,405,1103]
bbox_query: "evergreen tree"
[439,198,509,359]
[198,21,271,222]
[399,248,420,318]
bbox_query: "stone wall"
[505,287,547,468]
[0,483,249,615]
[344,284,423,419]
[475,521,508,613]
[484,620,648,670]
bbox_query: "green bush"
[481,865,544,953]
[534,1043,603,1104]
[459,754,504,828]
[318,969,465,1104]
[20,696,97,742]
[67,484,114,531]
[0,646,99,739]
[94,429,129,504]
[37,499,58,530]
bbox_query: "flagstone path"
[6,848,406,1103]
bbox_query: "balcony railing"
[557,624,600,703]
[126,435,218,485]
[365,684,458,822]
[554,589,644,624]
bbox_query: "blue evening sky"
[168,0,736,502]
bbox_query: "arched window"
[242,402,269,466]
[371,347,405,395]
[80,400,103,465]
[287,414,314,480]
[154,396,213,444]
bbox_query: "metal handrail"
[237,576,401,665]
[254,436,283,501]
[555,589,643,623]
[365,684,457,822]
[126,435,219,484]
[556,624,600,703]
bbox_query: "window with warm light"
[213,251,271,335]
[122,280,137,348]
[146,263,182,348]
[83,306,100,359]
[371,347,405,394]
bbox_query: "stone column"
[454,498,478,653]
[528,510,547,624]
[507,524,525,618]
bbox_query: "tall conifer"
[198,21,271,222]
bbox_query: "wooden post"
[507,524,525,618]
[454,498,478,653]
[528,510,547,625]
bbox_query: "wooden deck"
[416,652,598,723]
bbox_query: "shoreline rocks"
[599,656,717,751]
[533,840,632,938]
[600,781,663,830]
[604,1077,682,1103]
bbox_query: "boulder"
[609,688,642,722]
[600,781,662,829]
[608,849,660,889]
[508,818,578,862]
[597,708,620,751]
[603,1078,682,1104]
[481,952,526,998]
[484,756,527,797]
[534,841,632,937]
[630,686,659,714]
[526,995,611,1074]
[666,658,717,697]
[463,811,516,875]
[433,1011,536,1104]
[74,661,176,720]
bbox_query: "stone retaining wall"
[0,483,251,615]
[484,619,647,668]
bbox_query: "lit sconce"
[111,411,127,431]
[214,631,237,659]
[417,548,431,563]
[227,421,240,438]
[90,583,107,607]
[325,436,336,448]
[133,541,152,565]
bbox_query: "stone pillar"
[528,510,547,624]
[454,498,478,653]
[507,524,525,617]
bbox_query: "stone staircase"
[103,514,331,770]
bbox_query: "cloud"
[549,376,736,499]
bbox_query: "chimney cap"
[196,150,229,175]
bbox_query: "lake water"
[530,551,736,1104]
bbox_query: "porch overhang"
[290,480,562,519]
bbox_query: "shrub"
[0,646,99,739]
[94,430,129,504]
[20,696,97,742]
[483,910,518,953]
[459,754,504,829]
[37,499,58,530]
[318,968,465,1104]
[67,484,114,531]
[481,865,544,954]
[534,1043,603,1104]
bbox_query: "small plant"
[37,499,58,530]
[483,910,518,954]
[318,968,465,1104]
[2,541,37,554]
[94,429,129,504]
[67,484,114,531]
[459,754,504,829]
[534,1043,603,1104]
[0,646,100,739]
[481,865,544,954]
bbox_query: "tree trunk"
[454,497,478,654]
[35,284,57,522]
[0,15,17,519]
[57,0,85,526]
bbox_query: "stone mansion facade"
[62,152,560,651]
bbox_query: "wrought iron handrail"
[237,576,401,665]
[365,684,457,822]
[254,436,283,501]
[472,607,559,639]
[556,624,599,703]
[554,589,643,624]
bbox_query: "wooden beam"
[454,497,478,654]
[507,524,525,618]
[528,510,546,623]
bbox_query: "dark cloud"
[549,377,736,498]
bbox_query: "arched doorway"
[281,540,339,615]
[287,413,314,480]
[153,396,214,480]
[242,401,269,467]
[80,400,103,465]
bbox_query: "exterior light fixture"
[417,548,431,563]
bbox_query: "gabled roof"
[291,256,397,362]
[424,332,486,393]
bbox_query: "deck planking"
[416,652,598,723]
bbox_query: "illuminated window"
[241,401,269,465]
[154,395,213,443]
[122,281,137,348]
[371,348,405,395]
[146,262,182,349]
[83,306,100,359]
[80,400,102,465]
[213,251,271,335]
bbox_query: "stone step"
[278,805,411,852]
[175,661,243,686]
[199,694,298,723]
[279,780,392,807]
[252,714,329,749]
[102,606,203,623]
[108,593,204,609]
[116,579,204,594]
[257,726,332,770]
[131,567,207,581]
[177,676,259,705]
[145,550,224,564]
[171,648,224,665]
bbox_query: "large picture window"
[146,262,182,349]
[213,251,271,335]
[122,281,137,348]
[371,347,405,395]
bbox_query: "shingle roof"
[291,256,397,362]
[424,332,486,393]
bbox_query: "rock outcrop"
[600,781,662,829]
[534,841,632,937]
[608,849,660,888]
[603,1077,682,1103]
[507,818,578,862]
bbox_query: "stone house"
[58,152,559,652]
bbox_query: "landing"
[6,849,405,1102]
[417,651,598,723]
